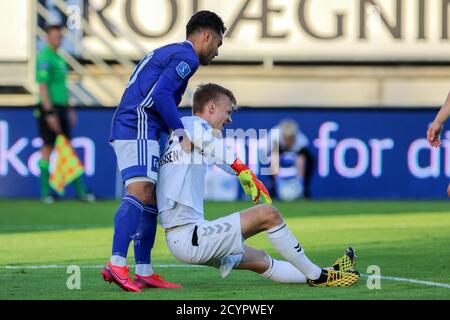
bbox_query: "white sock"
[261,257,307,284]
[135,264,154,277]
[110,255,126,267]
[266,223,322,280]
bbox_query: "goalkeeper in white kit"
[157,83,360,287]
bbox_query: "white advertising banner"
[0,0,30,61]
[81,0,450,61]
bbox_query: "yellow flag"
[49,135,85,195]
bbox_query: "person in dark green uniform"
[35,24,95,204]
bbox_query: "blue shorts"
[112,139,160,185]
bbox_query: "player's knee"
[259,204,283,227]
[131,192,152,205]
[126,182,155,205]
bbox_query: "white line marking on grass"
[0,264,206,269]
[360,274,450,289]
[1,265,449,289]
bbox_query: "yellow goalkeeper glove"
[231,158,272,204]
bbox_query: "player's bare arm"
[427,91,450,147]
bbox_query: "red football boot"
[134,273,182,289]
[101,262,141,292]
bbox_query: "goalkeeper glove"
[231,158,272,204]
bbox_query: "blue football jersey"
[109,40,199,141]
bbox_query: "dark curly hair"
[186,10,226,37]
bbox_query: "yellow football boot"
[331,247,357,271]
[307,269,360,287]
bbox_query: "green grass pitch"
[0,200,449,300]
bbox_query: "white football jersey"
[157,116,236,228]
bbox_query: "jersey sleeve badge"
[176,61,192,79]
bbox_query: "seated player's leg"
[327,247,357,272]
[163,205,305,284]
[210,244,355,284]
[164,204,245,267]
[238,207,318,281]
[239,204,359,287]
[234,245,307,284]
[163,204,357,286]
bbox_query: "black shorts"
[35,105,71,146]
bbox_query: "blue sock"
[112,196,144,258]
[133,205,158,265]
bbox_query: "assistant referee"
[35,24,94,203]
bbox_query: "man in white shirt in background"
[157,83,360,287]
[270,119,314,200]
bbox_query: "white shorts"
[165,212,244,270]
[112,139,160,184]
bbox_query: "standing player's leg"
[130,141,181,289]
[112,180,154,266]
[102,140,179,291]
[127,181,181,288]
[101,139,155,292]
[102,180,158,292]
[239,204,359,287]
[101,180,151,292]
[131,183,157,278]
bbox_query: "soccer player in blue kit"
[101,11,226,292]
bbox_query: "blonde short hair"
[279,119,299,138]
[193,83,237,114]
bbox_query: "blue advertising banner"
[223,108,448,200]
[0,107,447,199]
[0,107,116,199]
